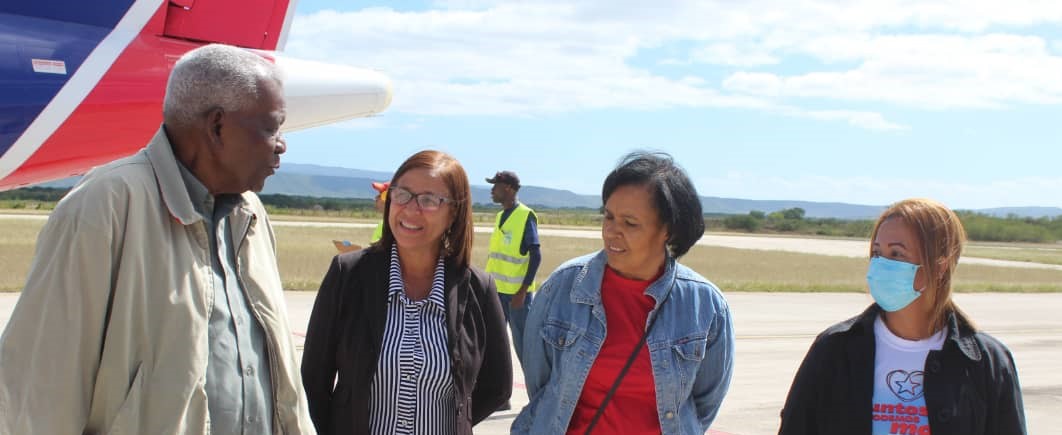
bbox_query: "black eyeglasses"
[389,186,457,211]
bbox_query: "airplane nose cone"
[272,54,393,132]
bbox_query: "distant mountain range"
[39,162,1062,219]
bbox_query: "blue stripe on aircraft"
[0,1,134,160]
[0,1,135,29]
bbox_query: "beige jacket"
[0,128,315,435]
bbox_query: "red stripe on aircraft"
[1,3,173,187]
[2,0,287,188]
[164,0,292,50]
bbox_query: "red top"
[566,266,662,435]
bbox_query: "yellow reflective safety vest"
[486,203,537,295]
[371,221,384,243]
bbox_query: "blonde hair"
[870,198,972,334]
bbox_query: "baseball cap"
[485,171,520,188]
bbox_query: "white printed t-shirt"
[871,315,946,435]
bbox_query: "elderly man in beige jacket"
[0,44,314,434]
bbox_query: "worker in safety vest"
[370,181,389,243]
[332,181,389,254]
[485,171,541,410]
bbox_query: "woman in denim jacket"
[512,152,735,435]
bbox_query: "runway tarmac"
[1,291,1058,434]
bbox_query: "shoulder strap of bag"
[584,290,670,435]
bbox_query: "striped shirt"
[369,244,456,435]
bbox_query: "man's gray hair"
[163,44,282,126]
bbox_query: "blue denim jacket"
[512,251,735,434]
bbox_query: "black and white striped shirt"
[368,244,456,435]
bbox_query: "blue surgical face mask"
[866,256,922,312]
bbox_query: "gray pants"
[497,291,534,369]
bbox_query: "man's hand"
[511,285,529,309]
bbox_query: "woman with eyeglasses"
[778,198,1026,435]
[302,150,512,435]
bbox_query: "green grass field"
[964,244,1062,266]
[0,218,41,291]
[2,216,1061,292]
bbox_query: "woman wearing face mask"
[302,150,512,435]
[778,198,1026,435]
[512,152,735,435]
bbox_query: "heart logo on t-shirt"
[886,369,925,401]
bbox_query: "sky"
[281,0,1062,209]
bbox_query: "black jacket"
[301,248,513,435]
[778,304,1026,435]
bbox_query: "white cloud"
[690,43,779,67]
[286,1,1062,128]
[764,34,1062,109]
[723,72,783,97]
[785,108,908,131]
[430,0,499,9]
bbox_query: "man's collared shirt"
[178,163,273,435]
